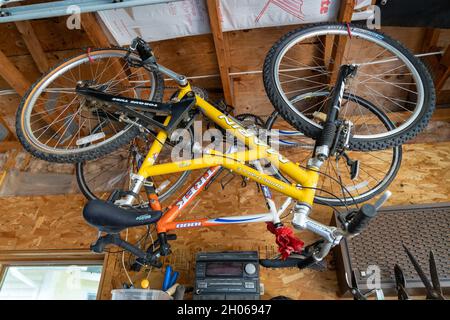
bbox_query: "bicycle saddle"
[83,200,162,233]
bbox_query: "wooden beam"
[81,12,111,48]
[0,49,31,97]
[328,0,356,83]
[15,20,50,73]
[0,49,63,138]
[0,141,21,153]
[420,28,441,76]
[435,45,450,92]
[206,0,234,106]
[97,252,118,300]
[422,28,441,53]
[0,115,15,141]
[0,249,103,264]
[81,12,132,98]
[338,0,356,22]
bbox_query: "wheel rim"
[266,93,401,205]
[22,50,158,155]
[273,26,425,140]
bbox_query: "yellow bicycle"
[15,24,435,268]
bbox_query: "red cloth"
[267,222,304,260]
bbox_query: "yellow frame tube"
[137,84,319,206]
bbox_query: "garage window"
[0,264,102,300]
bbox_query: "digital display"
[205,262,243,277]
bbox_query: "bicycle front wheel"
[263,23,435,151]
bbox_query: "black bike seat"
[83,200,162,233]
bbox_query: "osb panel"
[0,194,96,250]
[0,33,221,114]
[233,73,274,115]
[2,23,440,117]
[95,140,450,299]
[0,141,449,299]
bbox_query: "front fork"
[290,65,357,260]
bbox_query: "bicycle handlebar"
[346,203,378,235]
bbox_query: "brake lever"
[374,190,392,210]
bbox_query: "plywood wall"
[1,16,450,300]
[1,137,449,299]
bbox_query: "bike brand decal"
[136,214,153,221]
[235,167,285,191]
[217,115,290,164]
[175,168,216,209]
[176,222,202,228]
[111,97,158,108]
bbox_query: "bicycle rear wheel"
[263,23,435,151]
[266,93,402,206]
[16,48,164,163]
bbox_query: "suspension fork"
[314,64,357,160]
[287,65,358,260]
[115,116,172,206]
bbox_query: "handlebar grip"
[316,121,337,156]
[347,203,378,235]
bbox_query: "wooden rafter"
[206,0,234,106]
[419,28,450,96]
[421,28,441,79]
[0,115,15,141]
[435,45,450,92]
[422,28,441,53]
[81,12,133,94]
[0,49,31,97]
[81,12,111,48]
[338,0,356,22]
[328,0,355,83]
[0,141,21,152]
[0,44,72,144]
[15,20,50,73]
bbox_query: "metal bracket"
[0,0,181,23]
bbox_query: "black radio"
[194,251,260,300]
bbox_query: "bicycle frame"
[124,82,322,234]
